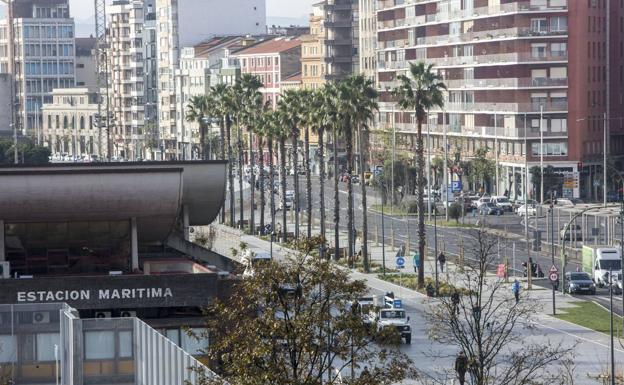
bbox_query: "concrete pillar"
[131,217,139,272]
[183,205,190,241]
[0,220,4,262]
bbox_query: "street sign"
[412,253,420,267]
[549,265,558,274]
[396,256,405,269]
[452,181,462,193]
[549,272,559,283]
[393,299,403,308]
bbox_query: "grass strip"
[555,301,623,335]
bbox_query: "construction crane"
[94,0,112,160]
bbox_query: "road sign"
[396,256,405,269]
[549,272,559,282]
[451,181,462,193]
[393,299,403,308]
[412,253,420,267]
[549,265,558,274]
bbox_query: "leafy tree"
[0,138,50,164]
[196,255,416,385]
[472,147,496,194]
[530,165,563,200]
[393,61,447,288]
[425,230,574,385]
[448,203,463,223]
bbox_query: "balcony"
[426,52,568,67]
[377,0,567,11]
[378,122,569,140]
[444,77,568,89]
[443,101,567,113]
[324,19,351,28]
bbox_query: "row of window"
[23,43,73,57]
[22,25,73,39]
[25,61,74,76]
[241,56,280,69]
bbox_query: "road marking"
[534,317,624,353]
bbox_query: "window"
[531,142,568,156]
[85,331,115,359]
[0,335,16,363]
[551,118,567,132]
[36,333,60,362]
[550,67,567,78]
[119,331,133,358]
[530,18,548,33]
[531,43,547,58]
[550,16,568,32]
[181,328,208,355]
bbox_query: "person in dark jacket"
[438,252,446,273]
[455,351,468,385]
[451,290,460,315]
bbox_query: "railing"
[377,0,567,11]
[444,77,568,89]
[377,122,569,139]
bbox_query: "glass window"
[530,18,548,32]
[85,331,115,360]
[36,333,60,361]
[165,329,180,345]
[181,328,208,355]
[550,16,568,32]
[0,335,16,362]
[119,331,133,358]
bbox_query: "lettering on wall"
[16,287,174,303]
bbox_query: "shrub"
[448,203,463,223]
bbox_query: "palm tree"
[211,83,236,226]
[274,109,290,241]
[299,89,315,239]
[254,105,272,234]
[263,111,279,234]
[337,75,378,272]
[185,95,213,160]
[393,61,447,288]
[322,83,342,261]
[277,90,303,239]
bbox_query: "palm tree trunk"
[237,122,244,229]
[417,120,426,288]
[280,138,288,241]
[220,119,226,223]
[292,131,300,239]
[346,125,354,266]
[318,127,327,258]
[226,117,235,226]
[249,130,255,235]
[305,126,312,239]
[259,136,265,233]
[358,126,369,273]
[268,137,275,233]
[333,129,340,261]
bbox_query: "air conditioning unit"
[95,311,112,319]
[0,262,9,279]
[33,311,50,324]
[120,310,136,318]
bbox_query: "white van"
[490,196,512,212]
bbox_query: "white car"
[490,196,513,212]
[517,204,538,217]
[475,197,491,209]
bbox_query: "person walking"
[438,252,446,274]
[512,279,521,304]
[455,351,468,385]
[451,290,460,315]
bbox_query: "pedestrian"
[455,351,468,385]
[451,290,460,315]
[512,279,521,304]
[438,252,446,274]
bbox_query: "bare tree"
[424,229,575,385]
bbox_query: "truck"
[582,245,622,288]
[365,293,411,344]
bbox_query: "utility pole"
[494,111,498,195]
[524,113,532,290]
[540,105,544,204]
[443,111,449,221]
[550,191,556,315]
[604,112,608,207]
[426,111,432,221]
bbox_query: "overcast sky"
[67,0,314,20]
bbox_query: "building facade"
[0,0,76,137]
[358,0,377,81]
[41,87,101,158]
[156,0,267,159]
[0,73,11,136]
[233,37,302,109]
[375,0,622,200]
[301,3,327,89]
[75,37,96,88]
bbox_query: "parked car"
[564,272,596,294]
[560,224,583,241]
[516,204,538,217]
[479,202,503,216]
[475,196,491,209]
[513,198,537,211]
[490,196,513,212]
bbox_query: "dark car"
[564,272,596,294]
[479,202,503,216]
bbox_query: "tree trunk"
[200,121,206,160]
[333,129,340,261]
[417,119,426,288]
[268,138,275,234]
[220,119,226,223]
[259,135,265,233]
[249,130,255,235]
[305,126,312,239]
[292,131,300,239]
[346,125,354,265]
[280,139,288,241]
[358,126,369,273]
[237,122,244,229]
[318,127,327,258]
[226,117,235,226]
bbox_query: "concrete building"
[41,87,101,158]
[375,0,623,201]
[300,3,326,90]
[358,0,376,81]
[156,0,266,159]
[0,73,11,136]
[0,161,231,384]
[75,37,96,88]
[233,37,302,109]
[0,0,76,137]
[324,0,358,80]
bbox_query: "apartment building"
[41,87,101,158]
[75,37,96,88]
[376,0,623,200]
[156,0,266,159]
[301,3,326,89]
[0,0,75,137]
[359,0,377,81]
[0,73,10,136]
[233,37,302,109]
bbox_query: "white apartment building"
[0,73,11,136]
[41,87,101,158]
[156,0,266,158]
[358,0,376,82]
[0,0,75,137]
